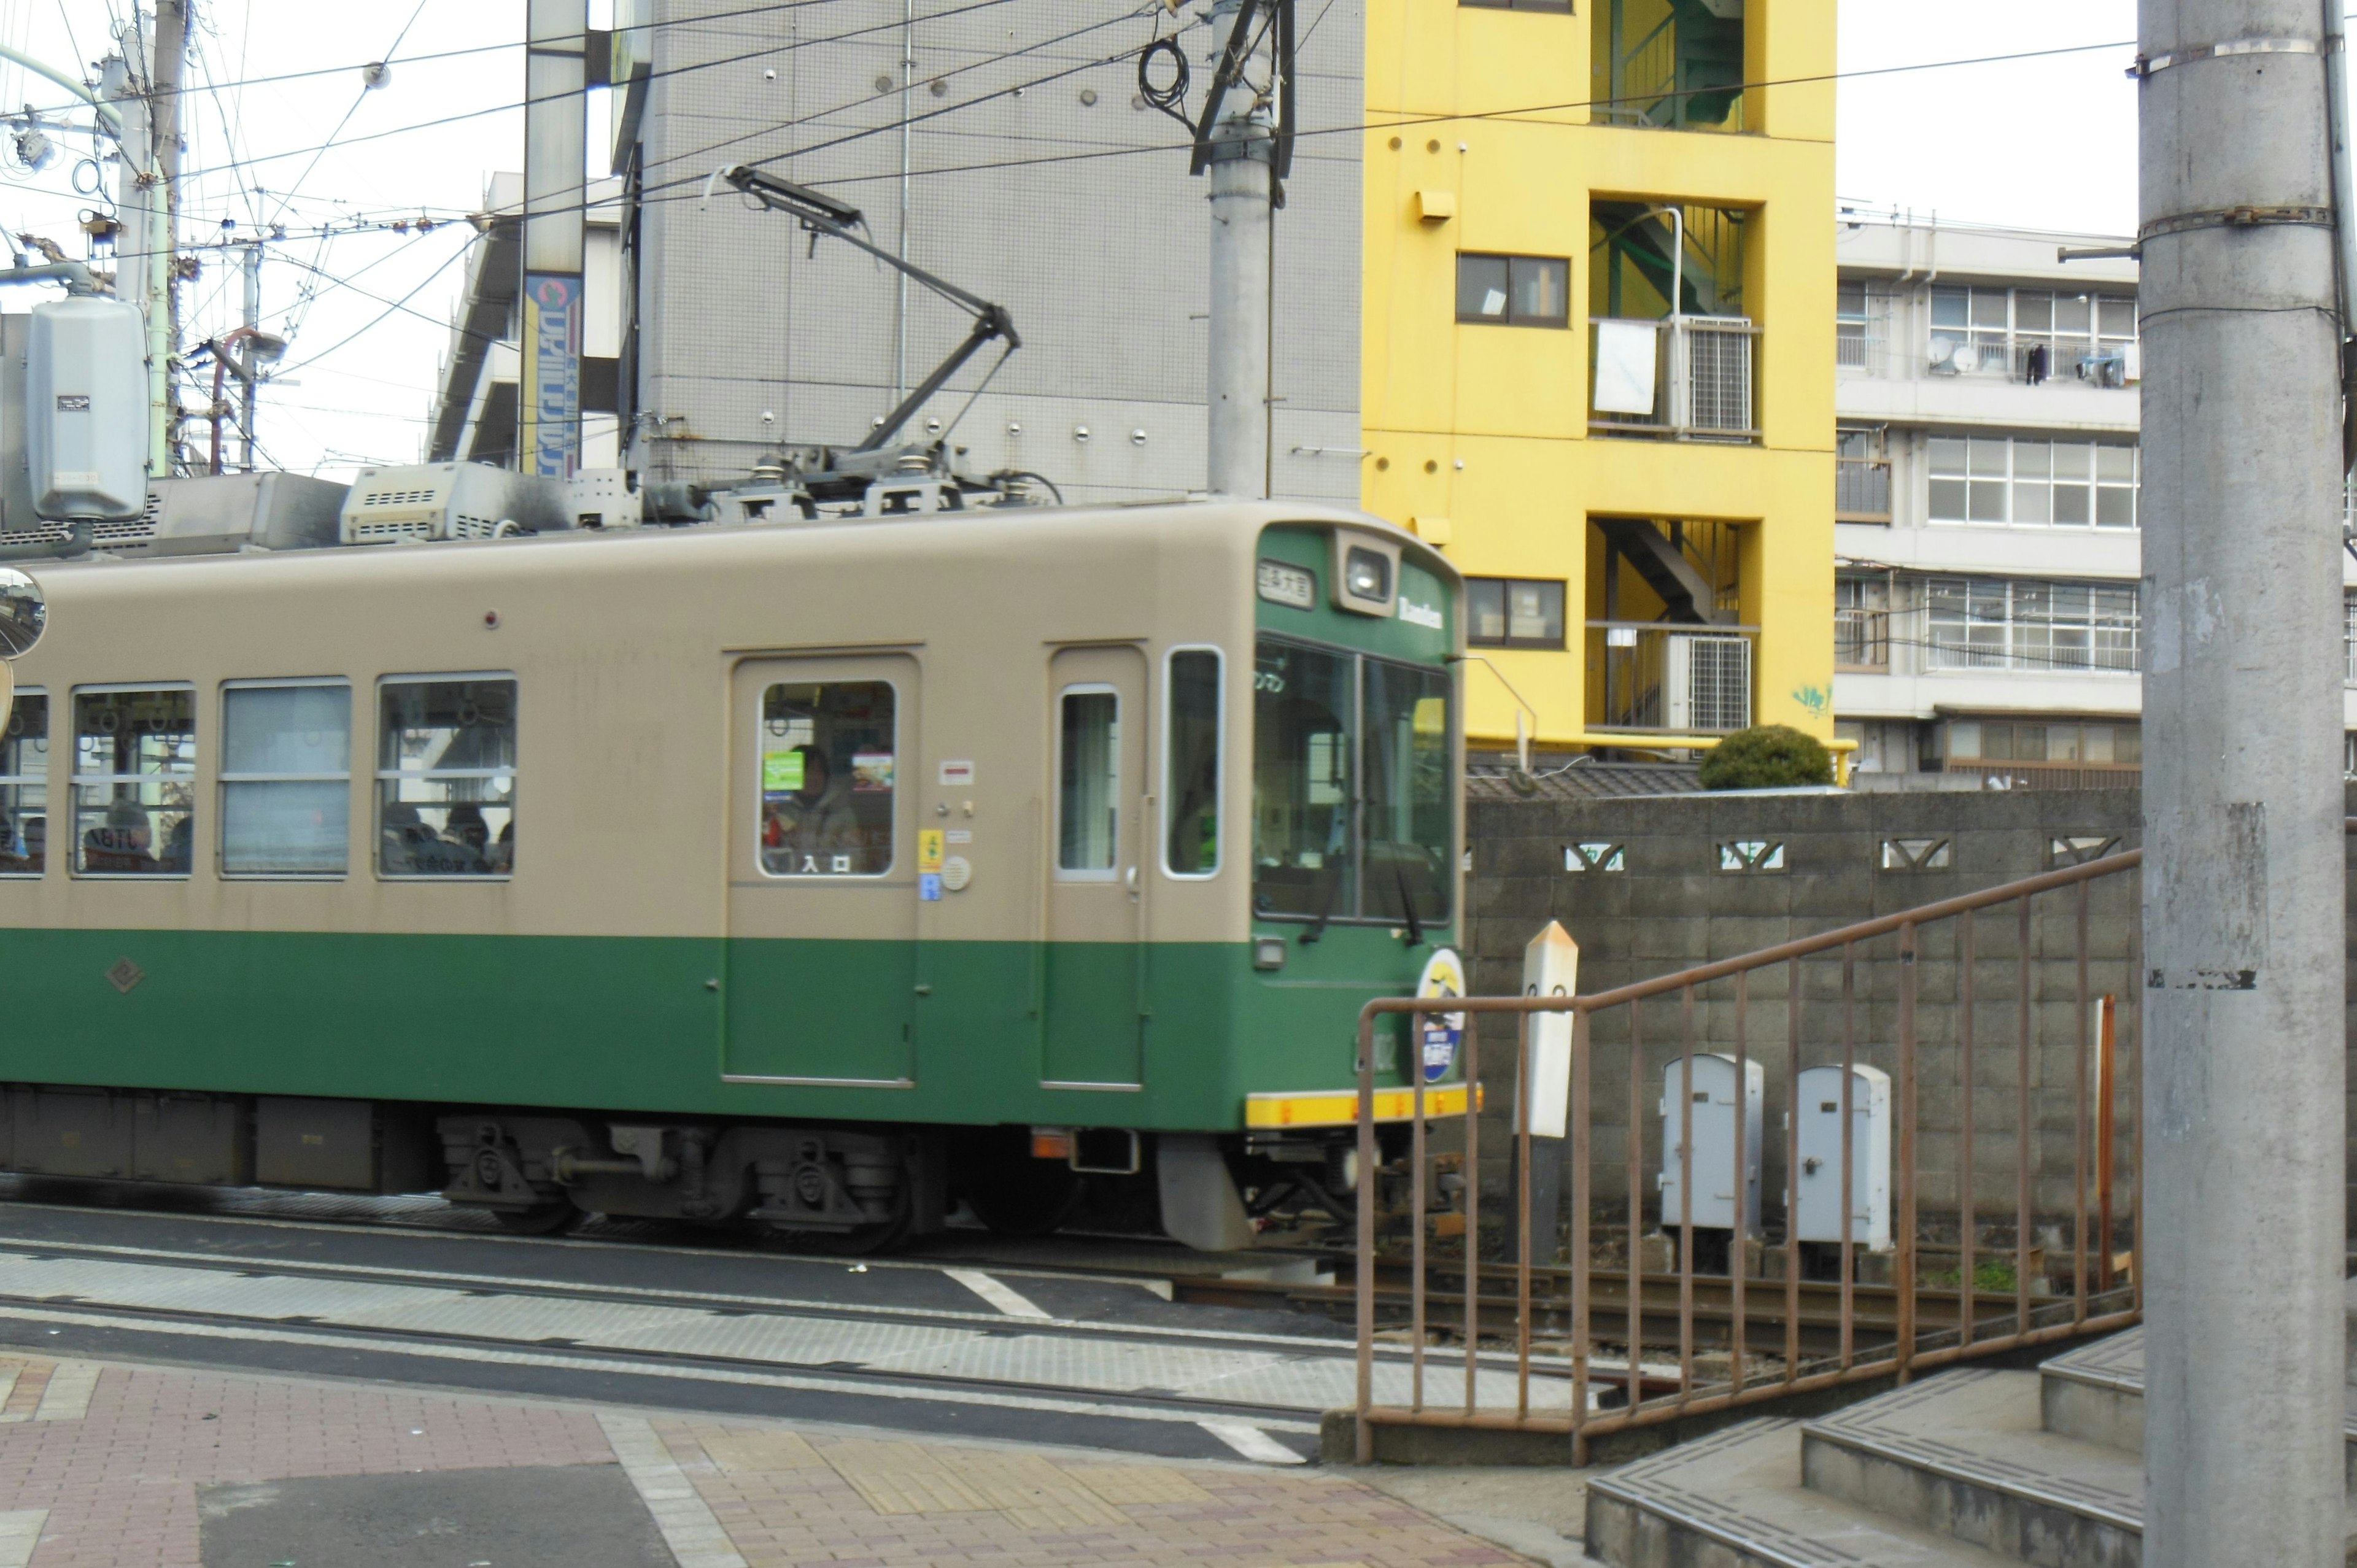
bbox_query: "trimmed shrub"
[1697,725,1833,790]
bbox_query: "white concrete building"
[426,173,627,470]
[1832,214,2148,787]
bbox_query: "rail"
[1352,846,2153,1463]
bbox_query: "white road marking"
[31,1361,96,1421]
[0,1510,42,1568]
[597,1413,748,1568]
[0,1300,1323,1435]
[945,1269,1053,1319]
[1195,1420,1307,1466]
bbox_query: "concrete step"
[1584,1418,2018,1568]
[2042,1324,2357,1486]
[1801,1370,2142,1568]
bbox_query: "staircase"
[1584,1296,2357,1566]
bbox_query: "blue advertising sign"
[519,271,582,479]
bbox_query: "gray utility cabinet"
[1793,1063,1893,1249]
[1657,1052,1764,1234]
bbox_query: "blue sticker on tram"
[919,873,943,902]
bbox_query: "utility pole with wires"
[1144,0,1294,496]
[2135,0,2349,1561]
[152,0,188,471]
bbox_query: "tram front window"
[1252,639,1355,918]
[1362,661,1452,923]
[1253,637,1454,925]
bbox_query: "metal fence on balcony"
[1590,317,1759,442]
[1835,458,1892,522]
[1589,623,1754,733]
[1350,847,2148,1464]
[1835,608,1889,670]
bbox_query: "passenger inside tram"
[762,745,861,873]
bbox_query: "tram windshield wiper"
[1395,865,1424,948]
[1299,862,1342,944]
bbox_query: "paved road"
[0,1195,1565,1467]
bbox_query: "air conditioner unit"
[1666,633,1751,732]
[1670,315,1754,436]
[339,462,570,545]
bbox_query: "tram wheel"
[490,1197,579,1235]
[967,1160,1083,1238]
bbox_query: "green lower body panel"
[0,923,1439,1132]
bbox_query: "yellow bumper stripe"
[1244,1083,1479,1129]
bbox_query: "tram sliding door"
[1040,646,1148,1089]
[722,655,919,1086]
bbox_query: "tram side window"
[222,682,352,877]
[73,687,196,876]
[1361,660,1453,922]
[0,692,46,875]
[1058,687,1120,875]
[759,681,896,876]
[377,678,516,878]
[1164,651,1221,877]
[1251,639,1357,918]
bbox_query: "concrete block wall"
[1463,788,2150,1250]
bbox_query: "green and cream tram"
[0,498,1463,1249]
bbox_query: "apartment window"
[73,687,196,876]
[1928,437,2138,529]
[1949,719,2140,765]
[222,681,352,878]
[1836,280,1877,368]
[757,681,896,877]
[1164,649,1222,878]
[1457,253,1569,327]
[0,691,45,875]
[1929,287,2010,374]
[1835,577,1889,670]
[378,677,516,878]
[1927,578,2140,673]
[2345,593,2356,684]
[1467,578,1566,649]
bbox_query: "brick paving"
[0,1350,1528,1567]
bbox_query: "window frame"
[754,674,902,881]
[219,676,354,881]
[0,687,48,878]
[1161,644,1225,881]
[1250,632,1458,929]
[69,681,198,881]
[1465,576,1567,651]
[1458,0,1573,13]
[1455,251,1571,328]
[1054,681,1123,883]
[374,671,519,883]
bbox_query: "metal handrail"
[1352,840,2170,1463]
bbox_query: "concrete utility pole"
[519,0,587,477]
[1202,0,1277,498]
[153,1,186,470]
[101,50,169,475]
[2138,1,2348,1562]
[239,243,260,472]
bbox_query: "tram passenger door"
[722,656,919,1085]
[1041,647,1148,1088]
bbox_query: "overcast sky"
[0,0,2140,480]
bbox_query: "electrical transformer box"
[1657,1052,1764,1234]
[26,296,146,522]
[1793,1063,1892,1249]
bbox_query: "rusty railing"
[1352,848,2146,1463]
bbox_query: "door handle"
[914,983,934,997]
[1125,865,1138,892]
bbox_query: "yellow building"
[1358,0,1836,754]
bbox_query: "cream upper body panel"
[0,498,1439,943]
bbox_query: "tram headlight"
[1344,546,1391,603]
